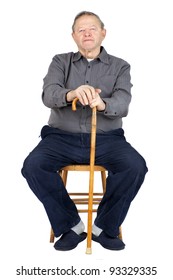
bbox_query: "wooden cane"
[72,98,96,254]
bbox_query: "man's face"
[72,15,106,53]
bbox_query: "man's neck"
[79,48,100,59]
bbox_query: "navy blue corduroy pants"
[21,125,148,238]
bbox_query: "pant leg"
[21,126,90,237]
[94,129,148,237]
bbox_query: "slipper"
[92,231,125,250]
[54,230,87,251]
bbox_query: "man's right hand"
[66,85,101,106]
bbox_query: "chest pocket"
[95,75,117,98]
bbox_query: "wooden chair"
[49,99,122,253]
[49,164,123,253]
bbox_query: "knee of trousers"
[21,153,46,179]
[136,156,148,176]
[126,154,148,180]
[128,157,148,200]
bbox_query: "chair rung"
[73,201,100,205]
[72,198,102,202]
[78,209,97,213]
[69,192,103,196]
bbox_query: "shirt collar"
[73,46,109,65]
[97,47,109,64]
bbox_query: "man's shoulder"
[51,52,78,68]
[101,47,130,66]
[108,53,130,66]
[53,51,75,60]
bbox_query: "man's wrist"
[97,100,106,111]
[66,90,75,102]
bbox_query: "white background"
[0,0,173,279]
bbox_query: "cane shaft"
[72,98,97,254]
[86,106,96,254]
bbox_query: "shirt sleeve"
[101,63,132,119]
[42,55,72,109]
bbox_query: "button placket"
[85,63,92,85]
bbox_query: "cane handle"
[72,97,78,111]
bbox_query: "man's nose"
[84,29,91,36]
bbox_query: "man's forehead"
[75,15,100,27]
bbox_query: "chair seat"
[62,165,106,171]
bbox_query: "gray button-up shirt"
[42,47,132,133]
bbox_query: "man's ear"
[102,29,106,39]
[71,32,76,43]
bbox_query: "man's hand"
[67,85,105,111]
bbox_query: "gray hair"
[72,11,105,32]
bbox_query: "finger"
[89,97,98,107]
[95,88,102,94]
[82,91,89,105]
[79,89,90,105]
[85,88,94,103]
[89,88,101,103]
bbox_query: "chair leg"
[60,169,68,186]
[101,170,123,241]
[101,170,106,193]
[118,226,123,240]
[86,168,95,254]
[49,169,68,243]
[50,227,55,243]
